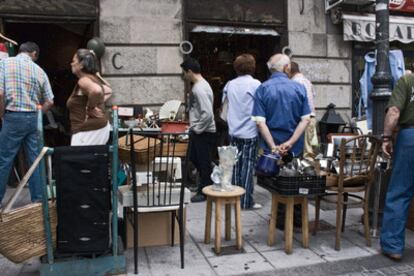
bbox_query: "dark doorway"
[190,32,279,111]
[189,32,279,147]
[4,22,95,146]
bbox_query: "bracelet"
[381,134,392,140]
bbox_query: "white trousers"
[71,122,110,146]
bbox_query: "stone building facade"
[288,1,353,119]
[0,0,354,118]
[99,0,185,108]
[98,0,354,118]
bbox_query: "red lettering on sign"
[390,0,414,12]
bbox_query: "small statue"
[211,146,238,191]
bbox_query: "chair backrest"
[128,131,191,208]
[336,135,380,190]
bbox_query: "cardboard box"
[125,209,186,248]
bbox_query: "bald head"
[267,54,290,74]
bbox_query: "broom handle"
[2,147,49,213]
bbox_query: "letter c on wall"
[112,52,123,70]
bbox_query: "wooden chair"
[313,135,380,251]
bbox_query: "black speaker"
[53,145,111,254]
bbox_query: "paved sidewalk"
[2,185,414,275]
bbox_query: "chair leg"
[342,193,348,233]
[363,195,372,247]
[204,197,212,244]
[171,210,176,246]
[215,199,222,254]
[178,208,185,269]
[285,197,294,254]
[301,198,309,248]
[225,204,231,241]
[268,193,278,246]
[313,196,320,236]
[335,193,343,251]
[235,197,243,250]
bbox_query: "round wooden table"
[202,185,245,254]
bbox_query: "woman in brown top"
[67,49,112,145]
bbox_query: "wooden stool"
[267,192,309,254]
[202,185,245,254]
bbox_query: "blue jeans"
[0,112,42,203]
[380,128,414,255]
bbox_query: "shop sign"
[343,13,414,43]
[390,0,414,13]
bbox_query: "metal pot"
[256,153,280,176]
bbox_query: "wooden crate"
[161,142,188,158]
[407,199,414,231]
[118,135,160,164]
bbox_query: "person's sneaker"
[252,203,263,210]
[191,193,206,203]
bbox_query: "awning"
[191,25,279,36]
[342,13,414,43]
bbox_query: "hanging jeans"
[231,136,258,209]
[380,128,414,255]
[0,111,43,203]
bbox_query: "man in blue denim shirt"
[252,53,311,229]
[252,54,311,157]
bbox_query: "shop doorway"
[190,32,279,111]
[189,32,279,145]
[4,21,95,146]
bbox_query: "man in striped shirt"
[0,42,54,207]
